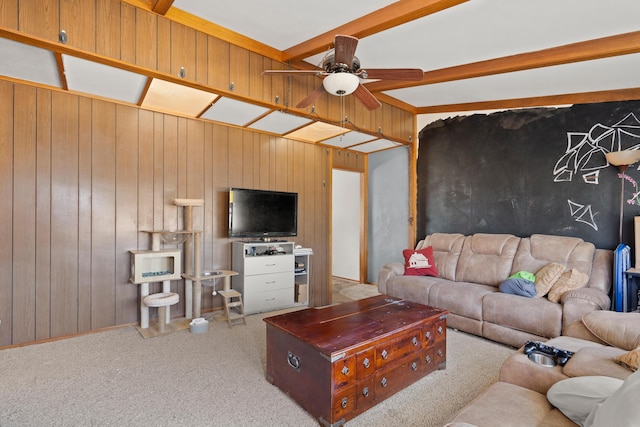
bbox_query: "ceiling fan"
[262,35,423,110]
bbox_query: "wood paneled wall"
[0,0,416,143]
[0,80,330,346]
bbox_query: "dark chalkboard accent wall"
[417,101,640,250]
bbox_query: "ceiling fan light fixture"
[322,73,359,96]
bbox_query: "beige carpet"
[0,300,515,427]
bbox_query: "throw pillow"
[546,375,624,426]
[499,278,536,297]
[616,347,640,372]
[403,246,438,277]
[534,262,565,297]
[547,268,589,303]
[582,311,640,351]
[585,369,640,426]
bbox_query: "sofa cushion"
[547,268,589,303]
[511,234,594,283]
[534,262,565,297]
[429,281,495,321]
[563,346,631,381]
[402,246,438,276]
[419,233,465,281]
[582,311,640,351]
[483,292,563,339]
[455,234,520,286]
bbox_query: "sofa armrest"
[560,287,611,336]
[377,262,404,294]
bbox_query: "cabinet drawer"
[375,328,422,369]
[244,271,293,291]
[245,287,294,313]
[374,355,424,401]
[245,254,293,275]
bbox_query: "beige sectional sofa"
[446,311,640,426]
[378,233,613,348]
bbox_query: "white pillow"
[547,376,623,426]
[586,369,640,427]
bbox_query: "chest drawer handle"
[437,326,444,334]
[411,361,418,371]
[341,397,348,409]
[412,336,419,346]
[362,387,369,397]
[425,331,431,340]
[363,358,370,369]
[380,377,388,387]
[341,366,349,376]
[287,352,301,371]
[425,355,432,364]
[438,349,444,357]
[381,349,388,360]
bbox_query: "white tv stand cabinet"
[231,241,296,314]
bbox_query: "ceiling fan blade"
[334,35,358,67]
[262,69,322,76]
[296,84,326,108]
[360,68,424,81]
[353,83,382,110]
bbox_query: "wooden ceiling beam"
[367,30,640,93]
[416,87,640,114]
[282,0,469,63]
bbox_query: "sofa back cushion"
[455,234,521,286]
[511,234,595,280]
[417,233,465,281]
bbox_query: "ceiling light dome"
[322,73,360,96]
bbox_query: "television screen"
[228,188,298,239]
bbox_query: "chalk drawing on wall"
[568,200,598,231]
[556,113,640,231]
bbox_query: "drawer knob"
[363,358,370,369]
[341,397,348,409]
[425,355,432,364]
[341,366,349,376]
[425,331,431,340]
[381,349,388,360]
[411,361,418,371]
[437,326,444,334]
[362,387,369,397]
[438,349,444,357]
[412,336,419,346]
[380,377,388,387]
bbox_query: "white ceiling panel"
[201,97,270,126]
[0,38,60,88]
[172,0,395,50]
[350,139,400,153]
[322,131,376,149]
[62,55,147,104]
[248,111,312,134]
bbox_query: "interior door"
[332,169,361,281]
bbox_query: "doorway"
[332,169,363,282]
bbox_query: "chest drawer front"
[331,385,356,421]
[245,255,293,275]
[374,355,424,400]
[356,347,375,379]
[423,318,446,348]
[244,271,293,291]
[332,355,356,389]
[375,328,422,369]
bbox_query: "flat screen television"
[228,188,298,240]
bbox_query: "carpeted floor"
[0,281,515,427]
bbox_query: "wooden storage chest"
[264,295,448,426]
